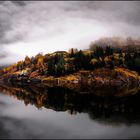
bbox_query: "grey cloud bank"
[0,1,140,65]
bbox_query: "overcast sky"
[0,1,140,65]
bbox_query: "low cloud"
[0,1,140,65]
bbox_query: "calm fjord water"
[0,84,140,139]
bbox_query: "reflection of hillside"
[0,83,140,125]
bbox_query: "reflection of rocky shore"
[3,79,140,97]
[0,83,140,125]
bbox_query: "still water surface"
[0,84,140,139]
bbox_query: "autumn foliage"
[0,40,139,84]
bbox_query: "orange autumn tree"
[25,56,31,66]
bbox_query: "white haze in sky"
[0,1,140,65]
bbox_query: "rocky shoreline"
[1,67,139,91]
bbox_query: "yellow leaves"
[115,67,139,79]
[104,56,111,63]
[36,94,47,108]
[25,56,30,65]
[33,53,45,68]
[104,56,113,68]
[21,68,31,75]
[2,64,17,73]
[65,75,77,81]
[35,53,44,61]
[83,50,93,56]
[90,57,103,66]
[90,58,98,65]
[37,57,44,67]
[42,76,55,82]
[17,61,23,66]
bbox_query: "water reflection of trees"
[0,83,140,125]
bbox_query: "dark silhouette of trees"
[105,46,113,56]
[94,46,104,58]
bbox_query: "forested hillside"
[0,37,139,89]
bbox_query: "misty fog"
[0,1,140,65]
